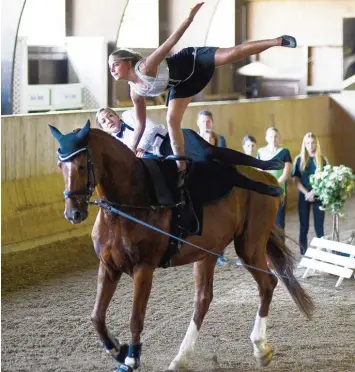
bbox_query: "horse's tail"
[266,226,314,320]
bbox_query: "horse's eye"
[78,165,86,172]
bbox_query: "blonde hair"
[95,107,119,129]
[110,48,142,67]
[266,126,280,135]
[299,132,323,171]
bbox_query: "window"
[206,0,235,47]
[117,0,159,48]
[17,0,65,45]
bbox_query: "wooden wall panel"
[1,173,97,252]
[2,95,354,252]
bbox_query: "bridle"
[58,147,96,201]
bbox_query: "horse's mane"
[88,128,134,158]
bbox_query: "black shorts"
[165,47,218,105]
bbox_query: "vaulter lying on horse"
[50,120,313,372]
[96,107,284,194]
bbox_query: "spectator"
[197,110,227,265]
[242,135,257,157]
[235,135,259,265]
[292,132,328,255]
[197,110,227,148]
[257,127,292,230]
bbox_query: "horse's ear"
[49,125,63,141]
[77,120,91,140]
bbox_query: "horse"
[49,121,314,372]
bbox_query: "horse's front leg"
[118,264,154,372]
[91,262,128,364]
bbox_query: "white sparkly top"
[128,58,170,97]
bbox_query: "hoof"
[255,344,273,367]
[117,343,129,364]
[168,358,187,371]
[116,364,133,372]
[167,361,177,370]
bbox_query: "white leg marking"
[250,313,268,357]
[124,356,136,368]
[168,319,199,370]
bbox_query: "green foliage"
[310,165,355,216]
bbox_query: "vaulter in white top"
[96,107,167,157]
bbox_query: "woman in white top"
[108,2,297,174]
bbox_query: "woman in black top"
[257,127,293,230]
[292,132,328,255]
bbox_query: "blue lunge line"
[89,199,339,292]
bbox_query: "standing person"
[292,132,327,255]
[242,135,257,157]
[197,110,227,148]
[108,1,297,179]
[257,127,292,230]
[196,110,228,265]
[234,134,259,265]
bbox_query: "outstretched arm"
[130,89,146,153]
[142,2,204,76]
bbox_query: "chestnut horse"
[50,121,313,372]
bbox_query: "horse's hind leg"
[168,256,216,370]
[91,262,128,364]
[234,233,278,367]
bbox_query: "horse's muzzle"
[64,207,88,224]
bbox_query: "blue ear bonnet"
[49,120,91,161]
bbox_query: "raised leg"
[166,97,192,171]
[119,264,154,371]
[168,257,216,370]
[214,36,296,67]
[207,145,285,171]
[91,262,128,364]
[234,233,277,367]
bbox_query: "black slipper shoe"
[281,35,297,48]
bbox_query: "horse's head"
[49,120,95,224]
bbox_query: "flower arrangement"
[310,165,355,216]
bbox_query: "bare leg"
[166,97,192,171]
[168,257,216,370]
[122,264,154,370]
[91,262,127,363]
[215,36,293,67]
